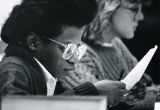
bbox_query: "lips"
[133,26,137,31]
[132,24,138,31]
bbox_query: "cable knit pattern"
[58,38,158,110]
[59,38,138,88]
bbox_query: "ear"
[26,32,41,51]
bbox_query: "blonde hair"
[82,0,144,43]
[82,0,120,42]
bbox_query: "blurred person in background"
[59,0,160,109]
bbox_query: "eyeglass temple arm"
[41,36,67,48]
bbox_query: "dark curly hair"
[1,0,98,44]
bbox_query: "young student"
[0,0,127,106]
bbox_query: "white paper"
[154,102,160,110]
[121,45,158,90]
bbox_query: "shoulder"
[0,55,36,85]
[0,55,33,77]
[113,37,132,54]
[113,37,126,49]
[82,42,100,60]
[0,56,31,95]
[113,38,138,67]
[0,55,29,68]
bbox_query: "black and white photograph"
[0,0,160,110]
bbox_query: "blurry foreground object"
[1,96,107,110]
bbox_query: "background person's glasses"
[122,5,142,20]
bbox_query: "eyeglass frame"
[40,36,87,60]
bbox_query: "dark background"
[123,0,160,84]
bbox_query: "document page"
[121,45,158,90]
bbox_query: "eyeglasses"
[41,36,87,60]
[121,5,142,20]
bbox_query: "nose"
[134,10,144,21]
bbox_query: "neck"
[96,29,118,45]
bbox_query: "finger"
[133,83,146,90]
[132,94,146,101]
[136,96,146,100]
[130,89,143,95]
[118,82,126,89]
[134,91,146,98]
[134,95,145,100]
[120,95,128,102]
[128,95,134,100]
[117,89,128,99]
[130,88,146,95]
[129,85,146,94]
[122,89,128,95]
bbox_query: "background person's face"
[56,26,84,43]
[110,4,144,39]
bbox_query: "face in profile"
[110,3,144,39]
[39,26,84,76]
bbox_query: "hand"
[94,80,128,106]
[123,82,146,105]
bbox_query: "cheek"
[40,45,61,65]
[45,47,66,74]
[47,47,62,64]
[111,12,135,38]
[113,22,134,39]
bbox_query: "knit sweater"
[59,38,157,110]
[59,38,150,87]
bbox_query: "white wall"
[0,0,21,40]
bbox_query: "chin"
[122,32,135,40]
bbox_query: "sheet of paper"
[154,102,160,110]
[121,45,158,90]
